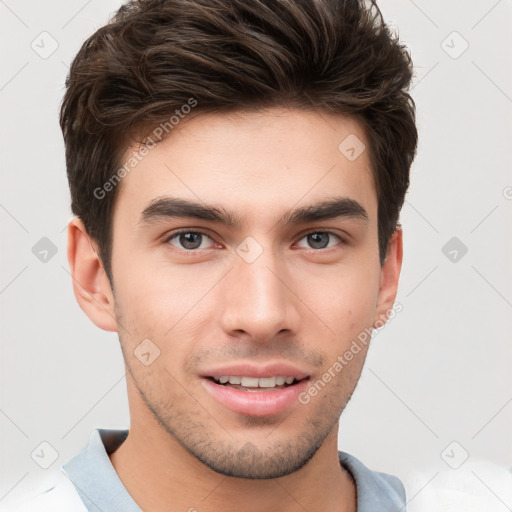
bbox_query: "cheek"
[297,264,380,342]
[112,257,221,349]
[113,248,177,309]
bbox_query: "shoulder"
[1,471,87,512]
[338,451,406,510]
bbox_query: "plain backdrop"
[1,0,511,508]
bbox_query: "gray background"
[1,0,511,508]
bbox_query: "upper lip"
[199,362,310,380]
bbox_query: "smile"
[211,375,300,389]
[201,375,310,416]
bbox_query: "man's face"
[107,108,389,478]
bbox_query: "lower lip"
[201,378,310,417]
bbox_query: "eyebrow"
[138,196,369,228]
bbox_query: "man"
[8,0,418,510]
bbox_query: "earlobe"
[373,227,403,329]
[67,218,118,332]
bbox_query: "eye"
[296,231,344,250]
[164,230,215,251]
[163,230,345,252]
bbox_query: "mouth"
[205,375,308,392]
[200,372,311,417]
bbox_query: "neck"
[109,416,356,512]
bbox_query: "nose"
[219,246,301,343]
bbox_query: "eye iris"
[180,232,202,250]
[308,232,329,249]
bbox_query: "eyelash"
[163,229,347,252]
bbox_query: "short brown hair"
[60,0,417,283]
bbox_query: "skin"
[67,108,403,512]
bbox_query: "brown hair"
[60,0,417,284]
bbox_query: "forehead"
[113,108,377,227]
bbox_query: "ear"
[373,227,403,328]
[67,217,118,332]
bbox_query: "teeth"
[215,376,297,388]
[241,376,259,387]
[258,377,276,388]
